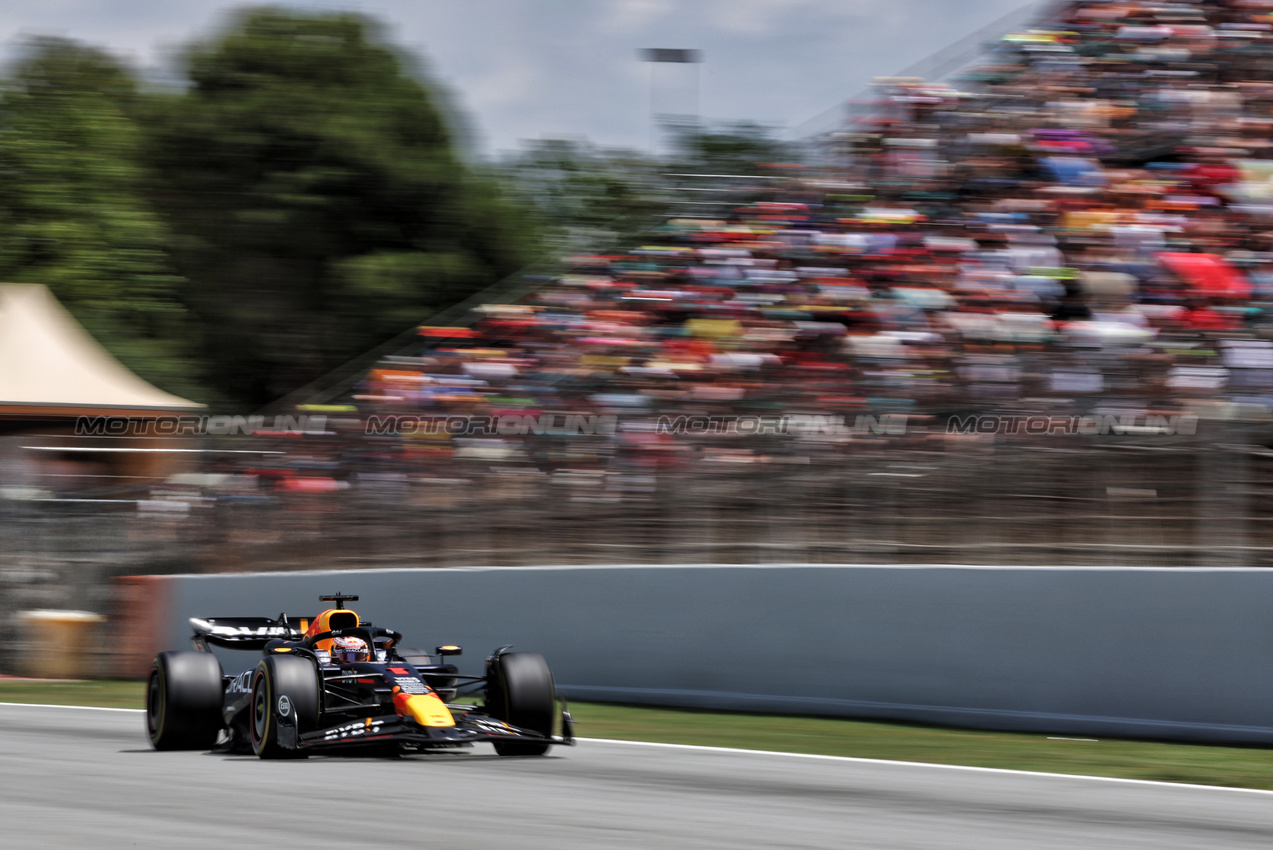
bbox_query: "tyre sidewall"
[147,651,224,751]
[496,652,555,736]
[250,655,319,758]
[249,662,275,757]
[489,652,555,756]
[146,661,168,746]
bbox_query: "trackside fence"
[119,564,1273,745]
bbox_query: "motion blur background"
[5,0,1273,650]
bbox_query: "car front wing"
[276,710,575,752]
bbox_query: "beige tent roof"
[0,284,201,412]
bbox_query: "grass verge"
[573,702,1273,790]
[0,679,143,709]
[4,680,1270,790]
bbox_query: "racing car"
[145,593,574,758]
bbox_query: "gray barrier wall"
[157,565,1273,744]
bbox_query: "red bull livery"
[145,593,573,758]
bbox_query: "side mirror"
[434,645,462,657]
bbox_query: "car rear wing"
[190,615,307,651]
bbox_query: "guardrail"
[118,564,1273,744]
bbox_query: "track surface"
[4,704,1273,849]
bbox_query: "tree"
[0,38,201,399]
[148,8,539,406]
[668,120,793,177]
[497,138,667,253]
[498,123,796,255]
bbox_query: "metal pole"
[649,60,656,155]
[639,49,703,155]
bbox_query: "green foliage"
[499,123,793,254]
[0,17,798,411]
[667,120,793,177]
[147,7,540,406]
[0,18,793,411]
[497,138,667,253]
[0,38,203,400]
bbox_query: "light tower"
[638,48,703,155]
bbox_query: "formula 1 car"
[145,593,574,758]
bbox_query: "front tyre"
[146,651,224,751]
[487,651,555,757]
[249,655,319,759]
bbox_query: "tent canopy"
[0,284,201,413]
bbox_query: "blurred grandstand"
[9,0,1273,619]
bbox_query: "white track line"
[173,563,1273,577]
[0,702,142,713]
[3,703,1265,796]
[577,737,1273,796]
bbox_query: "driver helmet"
[330,635,370,664]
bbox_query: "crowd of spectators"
[336,0,1273,480]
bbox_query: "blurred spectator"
[281,1,1273,486]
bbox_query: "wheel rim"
[251,671,268,747]
[146,669,162,739]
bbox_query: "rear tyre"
[146,651,224,751]
[249,655,319,759]
[486,651,555,756]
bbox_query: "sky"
[0,0,1041,158]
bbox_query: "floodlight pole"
[639,48,703,156]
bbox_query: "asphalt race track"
[4,704,1273,849]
